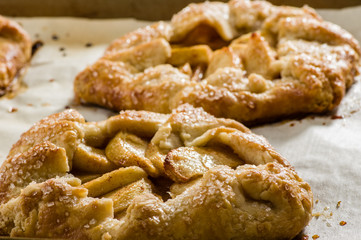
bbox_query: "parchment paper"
[1,6,361,239]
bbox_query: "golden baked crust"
[0,104,312,239]
[0,16,31,97]
[74,0,360,125]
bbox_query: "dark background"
[0,0,360,20]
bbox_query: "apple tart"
[0,104,312,239]
[74,0,360,125]
[0,16,31,97]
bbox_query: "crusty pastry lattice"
[0,104,312,239]
[0,16,31,97]
[74,0,360,125]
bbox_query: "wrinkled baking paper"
[1,6,361,239]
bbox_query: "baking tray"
[0,1,361,239]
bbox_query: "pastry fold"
[0,16,31,97]
[74,0,360,125]
[0,104,312,239]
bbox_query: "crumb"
[315,199,319,204]
[310,116,315,120]
[290,123,295,127]
[312,212,320,219]
[331,115,343,120]
[339,221,347,226]
[350,110,357,114]
[322,122,326,126]
[42,103,51,107]
[31,40,44,56]
[52,34,59,40]
[64,105,71,109]
[336,201,341,209]
[62,52,67,57]
[27,103,33,107]
[49,79,55,82]
[34,33,40,38]
[7,107,18,113]
[312,235,319,239]
[85,42,93,47]
[59,47,65,51]
[301,234,309,240]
